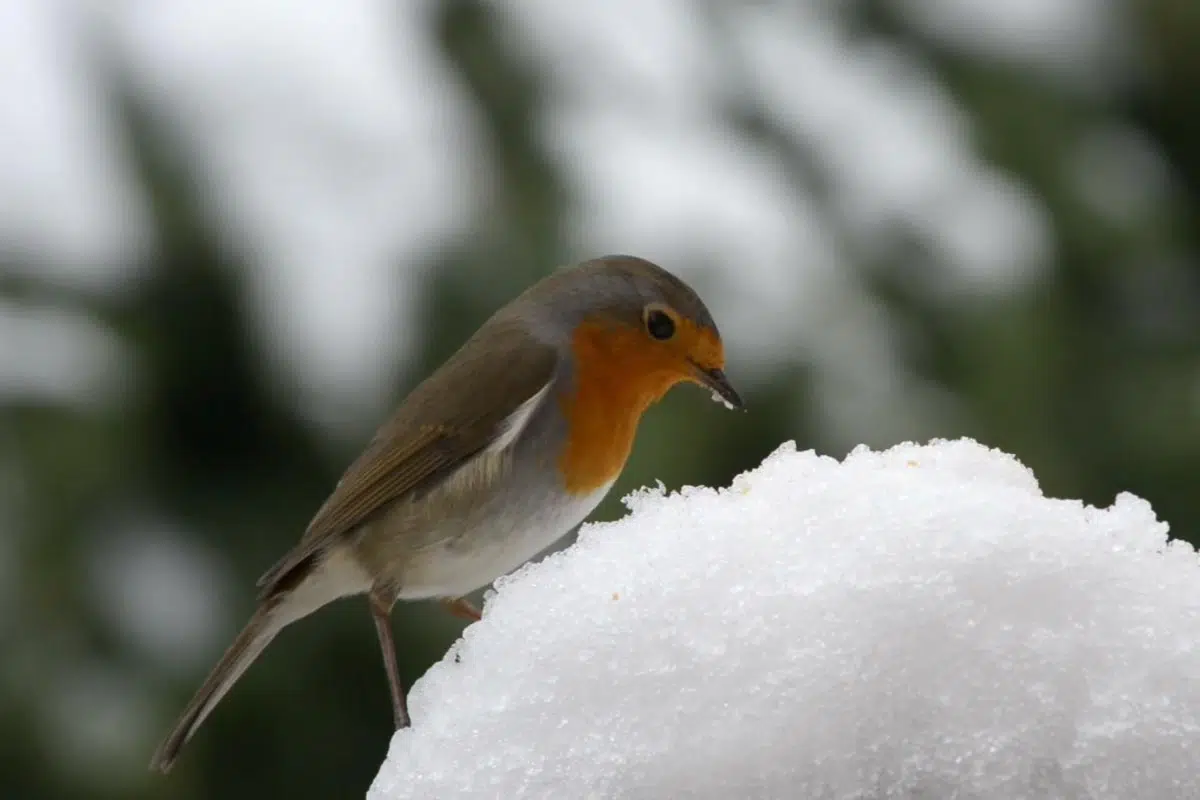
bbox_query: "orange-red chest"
[556,321,685,495]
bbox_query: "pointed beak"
[693,364,744,411]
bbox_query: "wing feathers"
[257,322,558,597]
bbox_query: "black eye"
[645,309,675,341]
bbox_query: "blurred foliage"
[2,1,1200,798]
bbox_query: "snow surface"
[370,438,1200,799]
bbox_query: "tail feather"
[149,603,285,773]
[149,548,371,773]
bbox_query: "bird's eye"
[645,308,675,341]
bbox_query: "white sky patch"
[371,438,1200,799]
[0,301,131,408]
[892,0,1121,78]
[98,0,480,431]
[503,0,724,112]
[0,0,149,287]
[86,519,233,673]
[729,7,1051,296]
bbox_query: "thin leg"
[369,588,409,729]
[442,596,482,622]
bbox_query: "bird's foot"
[442,597,482,622]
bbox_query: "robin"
[149,254,743,772]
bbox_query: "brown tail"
[149,550,369,773]
[149,602,286,773]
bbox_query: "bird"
[148,254,743,773]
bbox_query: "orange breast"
[556,320,691,495]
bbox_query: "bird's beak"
[692,364,744,411]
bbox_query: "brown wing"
[256,320,558,597]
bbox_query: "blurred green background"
[2,0,1199,797]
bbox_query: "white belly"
[395,480,613,600]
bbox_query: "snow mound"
[370,439,1200,799]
